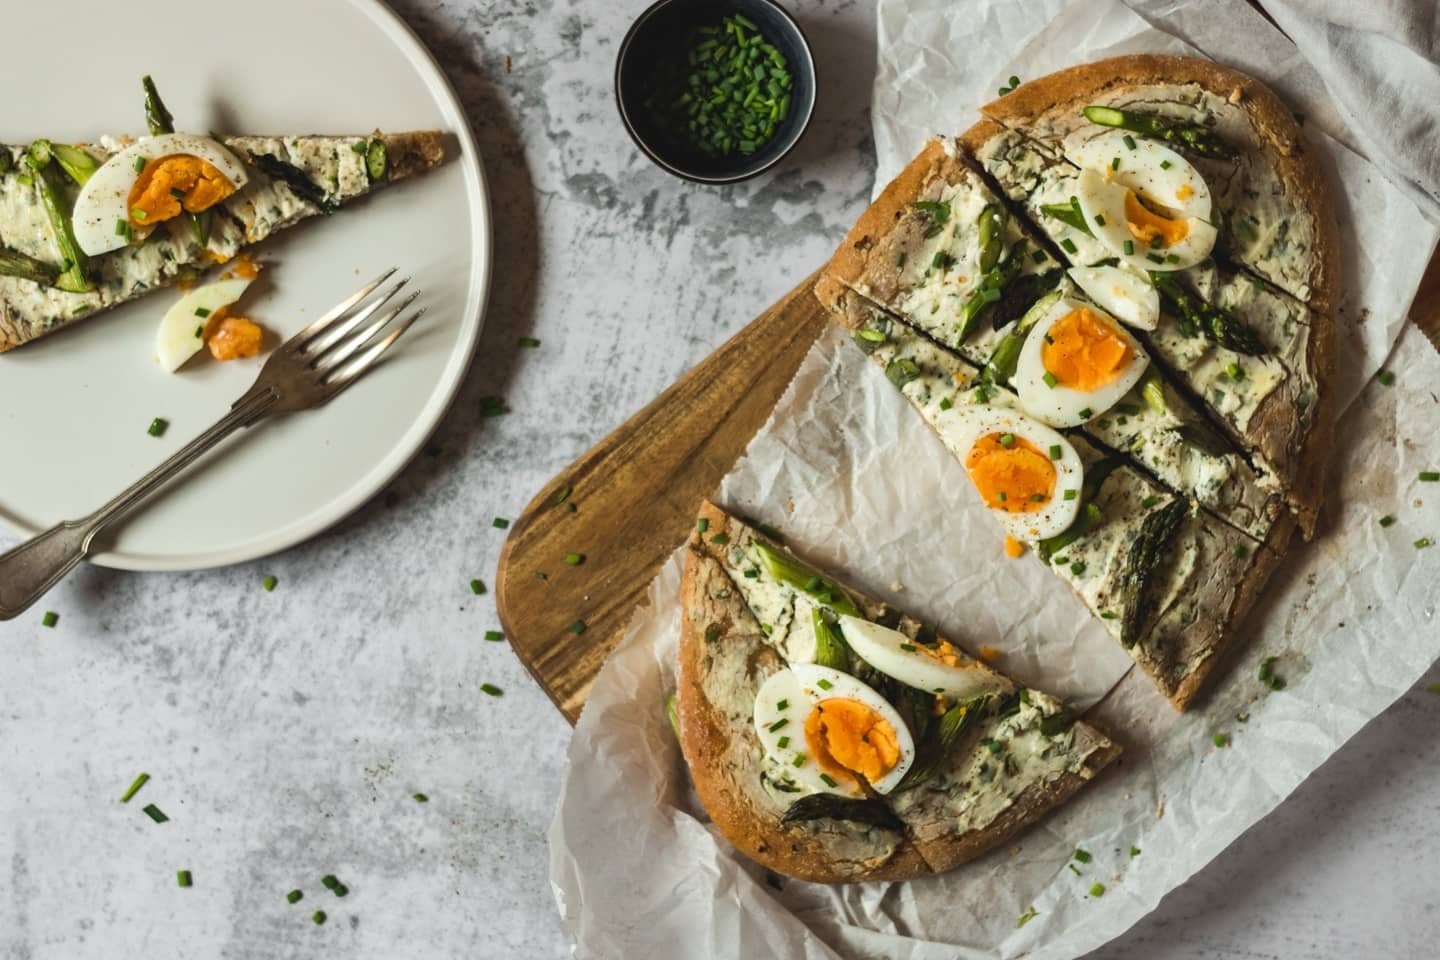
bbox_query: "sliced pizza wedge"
[0,129,444,351]
[967,60,1337,536]
[677,502,1119,882]
[817,280,1293,708]
[978,54,1340,314]
[821,137,1283,544]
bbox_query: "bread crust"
[823,137,964,300]
[677,501,1120,881]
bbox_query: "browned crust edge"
[382,130,447,182]
[823,137,955,290]
[1168,512,1297,710]
[678,500,1122,881]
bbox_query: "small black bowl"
[615,0,817,184]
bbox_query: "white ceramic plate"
[0,0,490,571]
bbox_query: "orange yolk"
[804,698,901,790]
[964,433,1056,514]
[1004,535,1025,558]
[978,645,1001,664]
[1041,307,1134,392]
[1175,183,1195,202]
[128,155,236,230]
[1124,190,1189,248]
[206,312,264,361]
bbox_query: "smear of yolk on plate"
[978,645,1001,664]
[1041,307,1134,392]
[129,155,236,229]
[1123,191,1188,247]
[223,254,261,281]
[965,433,1056,513]
[206,310,264,361]
[804,698,901,790]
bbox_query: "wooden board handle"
[496,270,830,723]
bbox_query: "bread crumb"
[1155,799,1165,819]
[504,55,512,74]
[1009,846,1022,856]
[889,582,905,593]
[1228,85,1243,104]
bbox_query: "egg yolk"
[1041,307,1134,392]
[964,433,1056,514]
[128,155,236,230]
[1123,190,1189,248]
[206,311,264,361]
[804,698,901,790]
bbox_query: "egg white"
[155,277,255,373]
[1011,295,1149,429]
[838,615,1009,700]
[1068,132,1217,271]
[934,403,1085,541]
[1067,264,1159,330]
[73,134,249,257]
[753,664,915,796]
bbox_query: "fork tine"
[323,307,427,397]
[288,267,398,347]
[313,291,421,373]
[304,278,410,358]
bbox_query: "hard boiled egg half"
[1069,132,1216,271]
[753,664,915,797]
[1012,296,1149,428]
[73,134,248,257]
[936,403,1085,541]
[155,276,255,372]
[838,615,1008,700]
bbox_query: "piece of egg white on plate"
[837,615,1010,701]
[933,403,1086,541]
[156,277,254,372]
[752,663,915,796]
[73,134,249,257]
[1067,264,1160,330]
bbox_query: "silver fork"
[0,269,424,621]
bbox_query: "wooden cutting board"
[497,259,1440,726]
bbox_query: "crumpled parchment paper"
[549,2,1440,957]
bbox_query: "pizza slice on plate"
[0,80,444,352]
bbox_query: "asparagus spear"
[811,609,852,672]
[957,241,1024,342]
[0,247,60,286]
[50,143,99,186]
[30,159,91,293]
[143,74,175,136]
[782,793,904,830]
[1039,197,1093,236]
[982,288,1062,387]
[1117,498,1189,646]
[893,694,990,792]
[1082,105,1236,160]
[753,542,862,619]
[976,203,1005,273]
[140,76,213,243]
[1152,273,1266,356]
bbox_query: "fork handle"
[0,387,278,621]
